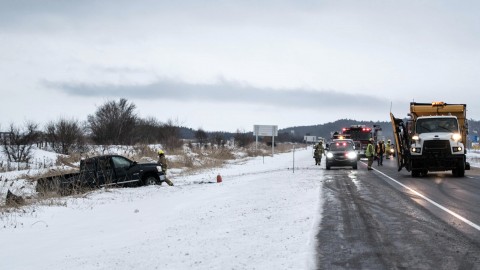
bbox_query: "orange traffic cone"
[216,174,222,183]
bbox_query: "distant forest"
[191,118,480,143]
[279,118,480,142]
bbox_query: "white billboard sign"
[253,125,278,156]
[304,136,317,143]
[253,125,278,136]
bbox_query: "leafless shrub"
[208,148,235,160]
[45,118,87,155]
[1,122,39,164]
[234,129,254,148]
[210,132,226,148]
[195,128,208,147]
[159,119,183,150]
[134,117,162,145]
[88,98,138,145]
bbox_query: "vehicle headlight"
[452,133,461,142]
[452,146,463,152]
[326,152,333,158]
[412,135,420,141]
[389,149,395,153]
[411,147,421,153]
[347,151,357,159]
[156,166,163,172]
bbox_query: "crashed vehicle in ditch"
[36,155,166,195]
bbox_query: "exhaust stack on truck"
[390,101,470,177]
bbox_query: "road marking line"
[373,168,480,232]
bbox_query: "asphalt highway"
[315,157,480,269]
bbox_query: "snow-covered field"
[1,147,479,270]
[1,147,323,270]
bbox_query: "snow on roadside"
[0,147,323,270]
[467,149,480,167]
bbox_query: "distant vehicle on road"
[341,125,373,158]
[325,139,358,170]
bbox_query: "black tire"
[143,175,158,186]
[352,164,357,170]
[420,170,428,177]
[326,164,331,170]
[455,161,465,177]
[411,170,420,177]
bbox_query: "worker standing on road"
[385,139,392,159]
[157,150,174,186]
[377,140,385,166]
[366,138,375,170]
[313,142,325,165]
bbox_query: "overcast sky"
[1,0,479,132]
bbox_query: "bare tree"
[87,98,138,145]
[45,118,86,155]
[134,117,162,144]
[195,128,208,147]
[159,119,183,151]
[234,129,253,148]
[210,132,225,148]
[1,122,39,163]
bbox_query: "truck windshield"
[416,118,458,133]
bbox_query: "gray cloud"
[43,79,390,111]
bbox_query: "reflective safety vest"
[365,143,375,157]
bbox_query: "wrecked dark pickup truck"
[36,155,166,195]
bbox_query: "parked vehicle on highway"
[325,139,358,170]
[36,155,166,195]
[341,125,373,159]
[390,101,470,177]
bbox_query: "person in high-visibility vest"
[376,140,385,166]
[313,142,325,165]
[365,138,375,170]
[385,139,392,159]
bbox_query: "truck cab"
[409,115,465,176]
[390,102,470,177]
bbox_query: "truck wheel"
[455,161,465,177]
[326,165,331,170]
[352,164,357,170]
[143,176,158,186]
[420,170,428,177]
[411,170,420,177]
